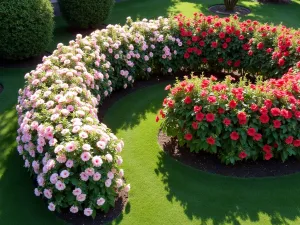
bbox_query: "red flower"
[247,128,256,136]
[184,96,192,104]
[278,58,285,66]
[281,109,292,119]
[239,151,247,159]
[156,116,159,122]
[206,136,215,145]
[250,104,258,111]
[184,133,193,141]
[270,108,281,116]
[222,43,228,49]
[263,145,272,153]
[218,108,225,114]
[194,106,202,113]
[199,40,205,46]
[259,106,268,115]
[264,99,272,108]
[185,83,194,93]
[219,32,225,39]
[293,139,300,147]
[257,42,264,50]
[230,131,240,140]
[184,52,190,59]
[168,100,175,108]
[207,96,216,103]
[273,120,281,128]
[211,41,218,48]
[165,84,171,90]
[196,112,205,121]
[259,114,270,124]
[192,122,198,130]
[285,136,294,145]
[253,133,262,141]
[206,113,215,122]
[223,118,231,126]
[248,50,253,56]
[225,37,231,43]
[237,111,247,121]
[265,152,273,160]
[229,100,237,109]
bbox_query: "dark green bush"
[58,0,115,28]
[0,0,54,60]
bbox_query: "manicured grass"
[1,0,300,224]
[104,83,300,225]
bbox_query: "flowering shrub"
[16,13,300,216]
[159,74,300,164]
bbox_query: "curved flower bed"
[16,14,300,216]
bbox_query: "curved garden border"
[16,13,300,218]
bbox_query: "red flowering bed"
[158,14,300,165]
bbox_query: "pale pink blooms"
[55,180,66,191]
[96,141,106,150]
[54,145,64,153]
[61,109,70,116]
[105,179,112,187]
[72,126,81,133]
[49,138,57,146]
[124,184,131,192]
[82,144,91,151]
[97,198,105,206]
[70,206,79,213]
[66,159,74,168]
[50,173,58,184]
[50,113,59,121]
[72,188,82,196]
[81,152,91,162]
[60,170,70,178]
[92,156,103,167]
[79,131,88,139]
[80,172,89,181]
[119,169,124,177]
[67,105,74,112]
[93,172,101,181]
[76,193,86,202]
[117,156,123,165]
[30,121,39,130]
[107,171,114,179]
[45,159,56,170]
[116,179,123,188]
[34,188,41,196]
[48,202,56,211]
[84,208,93,216]
[115,143,123,152]
[61,129,70,135]
[37,145,43,153]
[56,154,67,163]
[43,189,52,199]
[85,168,95,176]
[105,154,113,162]
[65,142,76,152]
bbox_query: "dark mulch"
[55,190,128,225]
[208,4,251,16]
[0,52,51,69]
[0,83,3,94]
[158,131,300,178]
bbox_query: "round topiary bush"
[16,14,300,217]
[0,0,54,60]
[58,0,115,28]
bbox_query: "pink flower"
[97,198,106,206]
[119,169,124,177]
[115,143,123,153]
[72,188,82,196]
[76,194,86,202]
[93,172,101,181]
[107,171,114,179]
[117,156,123,165]
[54,145,64,153]
[84,208,93,216]
[85,168,95,176]
[72,126,81,133]
[92,156,103,167]
[80,172,89,181]
[124,184,131,192]
[79,132,88,139]
[70,206,78,213]
[60,170,70,178]
[82,144,91,151]
[65,142,76,152]
[105,154,113,162]
[67,105,74,112]
[34,188,41,196]
[116,179,123,188]
[66,159,74,168]
[96,141,107,150]
[81,152,91,162]
[105,179,112,187]
[56,154,67,163]
[48,202,55,211]
[50,173,58,184]
[55,180,66,191]
[43,189,52,199]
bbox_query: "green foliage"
[58,0,115,28]
[0,0,54,60]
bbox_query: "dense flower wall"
[16,14,300,215]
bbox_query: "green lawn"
[1,0,300,224]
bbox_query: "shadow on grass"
[155,151,300,225]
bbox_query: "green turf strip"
[104,83,300,225]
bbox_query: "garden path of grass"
[1,0,300,224]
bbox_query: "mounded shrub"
[0,0,54,60]
[16,14,300,216]
[58,0,115,28]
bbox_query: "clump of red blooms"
[158,71,300,164]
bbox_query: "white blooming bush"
[16,16,181,217]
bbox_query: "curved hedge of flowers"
[16,13,300,216]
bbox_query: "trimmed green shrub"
[0,0,54,60]
[58,0,115,28]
